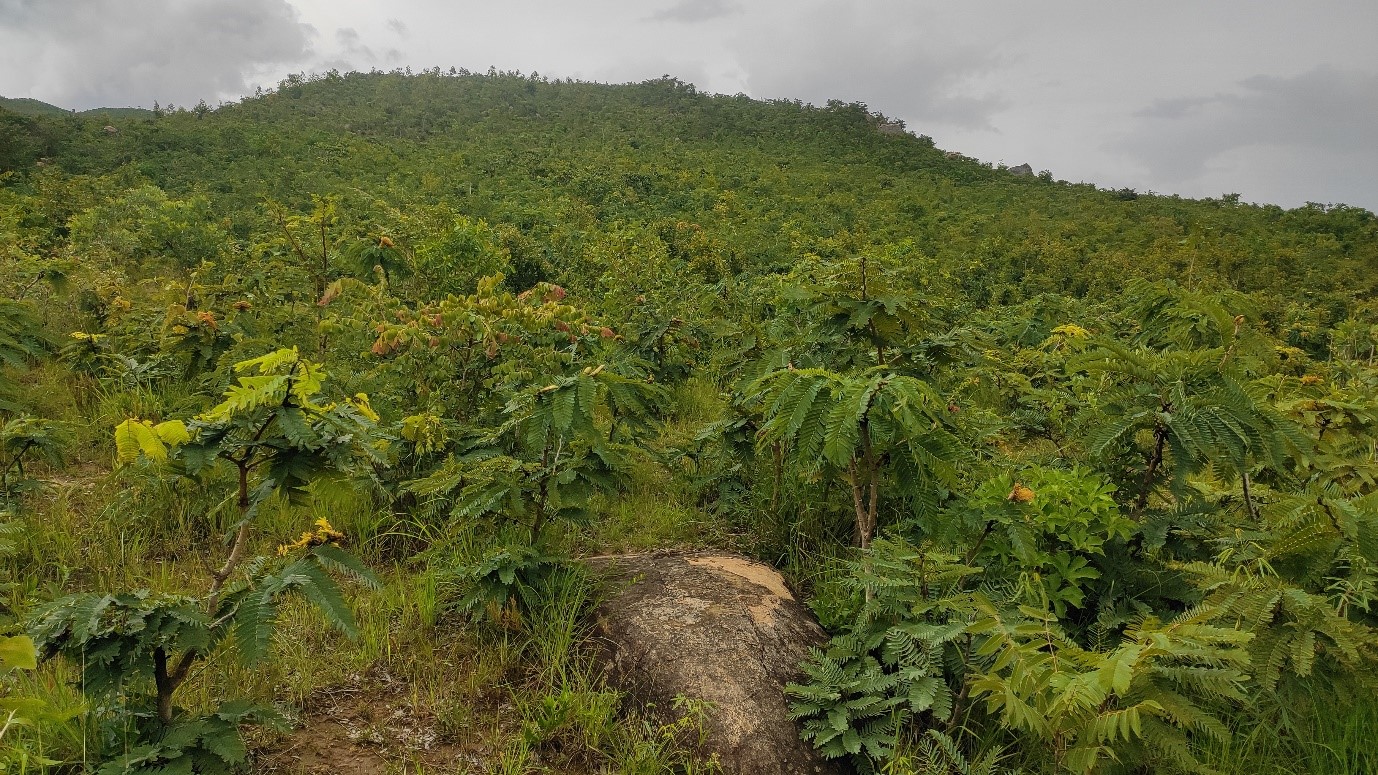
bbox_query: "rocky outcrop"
[589,552,847,775]
[1009,162,1033,176]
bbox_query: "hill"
[4,70,1375,310]
[0,95,71,117]
[2,70,1377,775]
[0,94,154,119]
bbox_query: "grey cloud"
[0,0,311,109]
[386,18,408,36]
[731,3,1006,130]
[647,0,740,23]
[1134,95,1214,120]
[1122,67,1378,185]
[337,27,376,61]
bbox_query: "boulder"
[1009,162,1033,176]
[589,552,847,775]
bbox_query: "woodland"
[0,68,1377,774]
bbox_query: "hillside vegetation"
[1,69,1377,774]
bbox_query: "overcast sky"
[2,0,1376,209]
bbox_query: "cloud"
[647,0,740,24]
[0,0,311,109]
[730,2,1006,130]
[385,17,408,37]
[1122,67,1378,185]
[336,27,375,61]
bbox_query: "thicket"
[1,70,1376,774]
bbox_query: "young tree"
[747,367,960,548]
[33,348,383,771]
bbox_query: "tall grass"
[1204,687,1378,775]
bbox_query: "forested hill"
[8,69,1378,775]
[3,69,1376,314]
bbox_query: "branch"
[964,520,996,566]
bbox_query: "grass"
[0,372,723,772]
[577,376,736,555]
[1202,687,1378,775]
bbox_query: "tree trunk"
[1132,423,1168,520]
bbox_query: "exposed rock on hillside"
[589,552,847,775]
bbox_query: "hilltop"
[0,94,155,119]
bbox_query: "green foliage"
[449,542,563,621]
[1075,337,1298,522]
[412,216,512,296]
[4,69,1378,775]
[142,346,385,497]
[31,591,213,700]
[967,601,1251,775]
[31,347,386,770]
[0,415,67,496]
[1,634,75,771]
[748,367,961,547]
[962,467,1133,616]
[221,543,381,663]
[408,363,658,545]
[787,538,978,771]
[791,537,1262,774]
[92,700,277,775]
[0,299,53,412]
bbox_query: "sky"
[2,0,1376,210]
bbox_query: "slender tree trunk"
[1132,422,1168,520]
[847,460,870,550]
[0,439,34,487]
[154,648,176,725]
[848,457,880,550]
[964,520,996,566]
[865,478,879,549]
[770,441,783,514]
[531,439,556,544]
[208,462,254,611]
[1241,470,1259,520]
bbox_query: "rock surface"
[1009,162,1034,176]
[589,551,847,775]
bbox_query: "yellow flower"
[276,531,315,556]
[313,517,345,542]
[276,519,346,556]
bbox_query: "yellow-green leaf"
[153,420,191,447]
[0,635,38,672]
[114,419,166,464]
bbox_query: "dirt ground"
[253,667,494,775]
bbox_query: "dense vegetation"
[2,68,1377,774]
